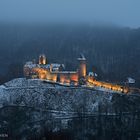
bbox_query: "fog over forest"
[0,23,140,88]
[0,1,140,86]
[0,0,140,28]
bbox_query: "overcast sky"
[0,0,140,28]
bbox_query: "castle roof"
[77,54,86,61]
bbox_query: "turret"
[39,54,47,65]
[77,54,86,79]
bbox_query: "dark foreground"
[0,106,140,140]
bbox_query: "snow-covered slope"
[0,78,140,140]
[0,78,139,114]
[0,78,114,113]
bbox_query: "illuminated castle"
[24,54,129,93]
[24,54,87,85]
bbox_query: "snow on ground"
[0,78,115,114]
[0,85,9,107]
[4,78,56,88]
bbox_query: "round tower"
[39,54,47,65]
[77,54,86,79]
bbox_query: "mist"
[0,0,140,28]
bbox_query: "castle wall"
[46,72,57,82]
[59,72,78,84]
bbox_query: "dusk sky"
[0,0,140,28]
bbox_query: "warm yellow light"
[87,77,129,93]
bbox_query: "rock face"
[0,78,140,140]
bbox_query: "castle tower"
[39,54,47,65]
[77,54,86,79]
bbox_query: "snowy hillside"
[0,78,140,140]
[0,78,114,113]
[0,78,140,114]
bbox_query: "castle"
[24,54,129,93]
[24,54,88,86]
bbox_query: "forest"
[0,23,140,87]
